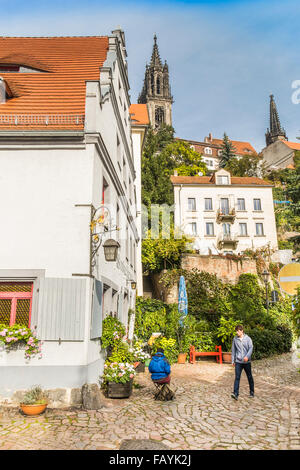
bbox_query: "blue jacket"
[148,352,171,380]
[231,334,253,364]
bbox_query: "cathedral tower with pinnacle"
[265,94,288,146]
[138,34,173,128]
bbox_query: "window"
[204,147,212,155]
[237,198,246,210]
[188,198,196,211]
[117,134,121,168]
[220,198,229,215]
[218,150,222,156]
[0,282,33,327]
[255,223,264,236]
[123,158,127,188]
[187,223,197,236]
[205,198,213,210]
[217,175,229,185]
[239,223,248,236]
[102,177,109,205]
[205,222,214,236]
[190,145,195,151]
[223,223,231,235]
[254,199,262,211]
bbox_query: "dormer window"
[0,64,20,72]
[0,78,13,103]
[217,175,229,185]
[204,147,212,155]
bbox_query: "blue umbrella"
[178,275,188,326]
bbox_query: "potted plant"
[102,362,136,398]
[20,386,48,416]
[216,317,240,363]
[176,325,189,364]
[132,342,150,373]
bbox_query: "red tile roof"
[129,104,149,125]
[170,175,272,186]
[179,137,257,156]
[0,36,109,130]
[282,141,300,151]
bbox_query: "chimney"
[0,77,5,104]
[209,132,212,142]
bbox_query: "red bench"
[189,345,223,364]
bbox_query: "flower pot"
[20,403,48,416]
[107,380,133,398]
[177,353,187,364]
[135,362,145,373]
[222,352,232,364]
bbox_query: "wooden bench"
[189,345,223,364]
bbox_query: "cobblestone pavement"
[0,353,299,450]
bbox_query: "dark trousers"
[234,362,254,396]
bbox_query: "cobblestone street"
[0,353,299,450]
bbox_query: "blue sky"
[1,0,300,151]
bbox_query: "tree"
[225,153,265,177]
[219,133,237,168]
[142,128,207,207]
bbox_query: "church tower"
[138,35,173,128]
[265,94,288,146]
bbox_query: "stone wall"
[181,254,257,283]
[151,254,258,304]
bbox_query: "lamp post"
[262,269,270,314]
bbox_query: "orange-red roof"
[129,104,149,126]
[170,175,272,186]
[179,137,257,156]
[282,141,300,151]
[0,36,109,130]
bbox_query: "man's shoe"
[231,393,238,400]
[249,393,254,398]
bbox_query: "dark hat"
[157,348,164,354]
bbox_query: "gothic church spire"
[138,35,173,128]
[265,94,288,146]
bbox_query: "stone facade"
[151,254,258,304]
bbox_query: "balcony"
[217,232,238,249]
[216,208,236,223]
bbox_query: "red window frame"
[0,284,33,327]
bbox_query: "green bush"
[135,297,167,341]
[246,326,292,360]
[101,316,126,349]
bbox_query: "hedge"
[246,326,292,360]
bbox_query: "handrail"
[0,114,85,126]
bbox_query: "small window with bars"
[0,282,33,327]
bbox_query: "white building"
[129,104,149,296]
[171,169,278,255]
[0,31,140,404]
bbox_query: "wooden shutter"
[90,279,103,340]
[37,278,86,341]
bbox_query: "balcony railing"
[0,114,85,126]
[217,232,238,248]
[216,207,236,222]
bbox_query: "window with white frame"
[205,198,213,210]
[255,223,264,236]
[188,198,196,211]
[237,198,246,210]
[205,222,214,236]
[239,223,248,236]
[217,175,229,185]
[187,222,197,236]
[204,147,212,155]
[254,199,262,211]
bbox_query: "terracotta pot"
[222,352,232,364]
[20,403,48,416]
[177,353,187,364]
[107,379,133,398]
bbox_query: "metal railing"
[0,114,85,126]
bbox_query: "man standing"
[231,325,254,400]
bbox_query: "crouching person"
[149,348,175,400]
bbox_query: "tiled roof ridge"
[0,35,108,39]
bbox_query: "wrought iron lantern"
[103,239,120,262]
[262,270,270,285]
